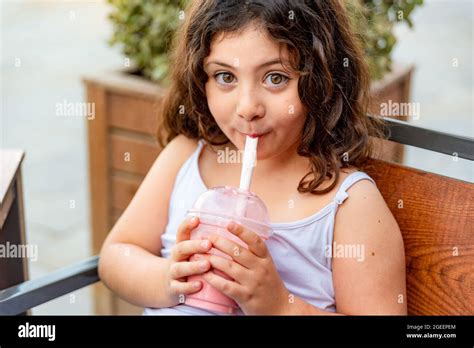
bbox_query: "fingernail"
[227,221,235,231]
[193,281,201,288]
[199,261,208,270]
[190,217,198,225]
[200,240,210,249]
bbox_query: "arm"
[331,179,407,315]
[98,135,201,308]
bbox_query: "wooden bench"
[0,118,472,315]
[365,160,473,315]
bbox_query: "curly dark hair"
[157,0,385,194]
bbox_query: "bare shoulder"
[335,171,402,248]
[160,134,200,166]
[337,173,396,228]
[141,134,200,190]
[332,171,407,314]
[134,134,200,197]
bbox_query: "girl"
[98,0,407,315]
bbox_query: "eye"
[264,73,289,87]
[214,72,236,85]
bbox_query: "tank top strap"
[334,171,376,206]
[196,138,205,152]
[189,138,206,164]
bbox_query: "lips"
[241,131,270,138]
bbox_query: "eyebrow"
[204,58,288,70]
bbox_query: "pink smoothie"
[183,186,272,314]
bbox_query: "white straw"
[239,136,258,191]
[235,136,258,217]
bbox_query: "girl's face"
[203,23,307,160]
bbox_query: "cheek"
[271,94,306,130]
[205,83,234,125]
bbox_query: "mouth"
[240,131,271,139]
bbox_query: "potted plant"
[106,0,423,81]
[83,0,423,315]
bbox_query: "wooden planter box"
[83,63,414,315]
[369,64,414,163]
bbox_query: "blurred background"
[1,0,472,314]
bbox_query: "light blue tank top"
[144,139,376,315]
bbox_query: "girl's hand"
[162,217,212,307]
[197,221,290,315]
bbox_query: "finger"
[202,271,242,301]
[176,216,200,243]
[169,260,211,280]
[207,234,254,268]
[170,239,211,261]
[194,253,247,284]
[169,279,202,295]
[227,221,268,258]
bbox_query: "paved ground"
[1,0,124,314]
[1,0,472,315]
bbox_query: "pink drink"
[184,185,272,314]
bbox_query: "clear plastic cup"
[184,185,272,314]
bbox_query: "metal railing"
[0,117,472,315]
[379,116,473,161]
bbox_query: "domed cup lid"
[187,185,272,239]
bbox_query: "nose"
[236,85,265,122]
